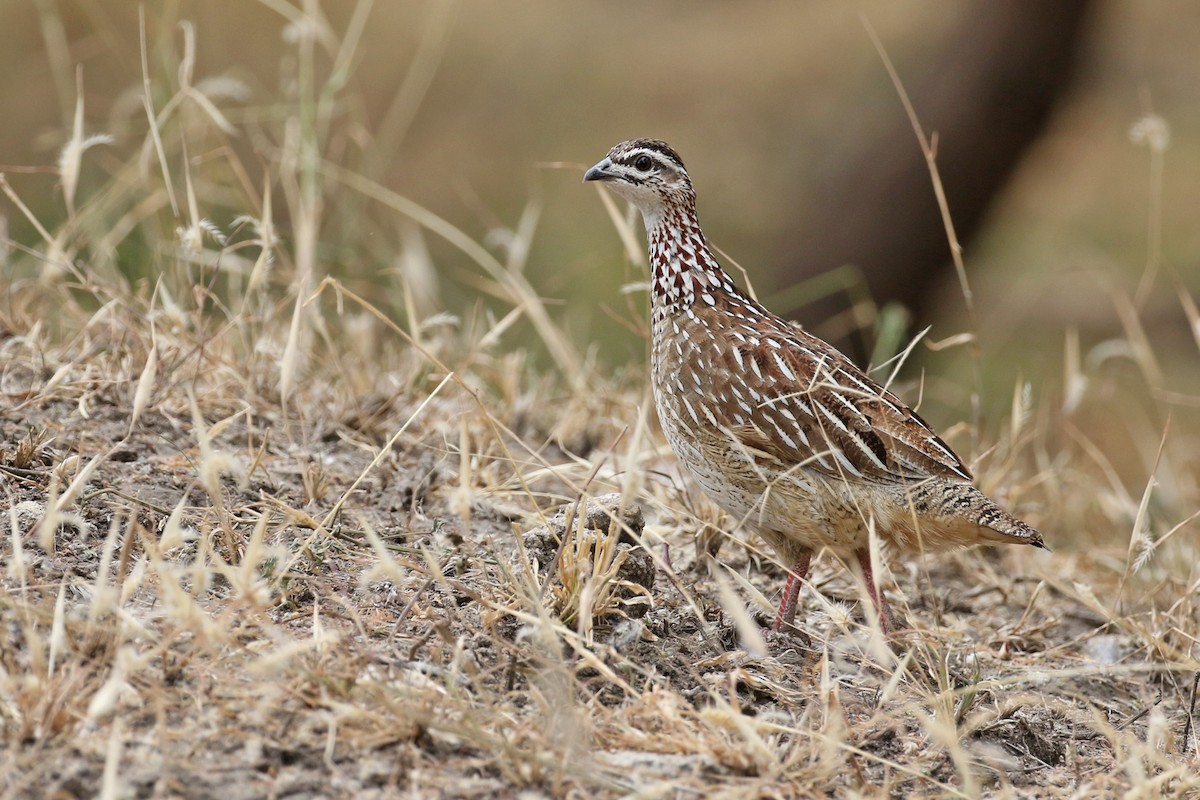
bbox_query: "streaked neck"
[644,202,734,317]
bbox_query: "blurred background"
[2,1,1198,440]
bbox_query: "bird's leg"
[771,549,812,632]
[855,548,891,634]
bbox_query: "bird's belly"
[654,383,879,552]
[657,371,916,554]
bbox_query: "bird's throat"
[646,205,733,316]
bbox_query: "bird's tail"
[907,480,1047,550]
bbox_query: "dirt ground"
[1,307,1197,798]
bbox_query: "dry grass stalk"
[0,9,1197,799]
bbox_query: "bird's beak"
[583,157,615,183]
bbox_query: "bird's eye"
[634,155,653,171]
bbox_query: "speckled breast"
[650,313,772,524]
[649,310,874,549]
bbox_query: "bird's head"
[583,139,695,220]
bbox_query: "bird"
[583,138,1045,636]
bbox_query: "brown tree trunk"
[781,0,1096,355]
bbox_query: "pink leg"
[771,550,812,632]
[855,548,890,634]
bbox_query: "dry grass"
[2,9,1199,800]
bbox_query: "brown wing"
[702,307,972,484]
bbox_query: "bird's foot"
[764,615,813,653]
